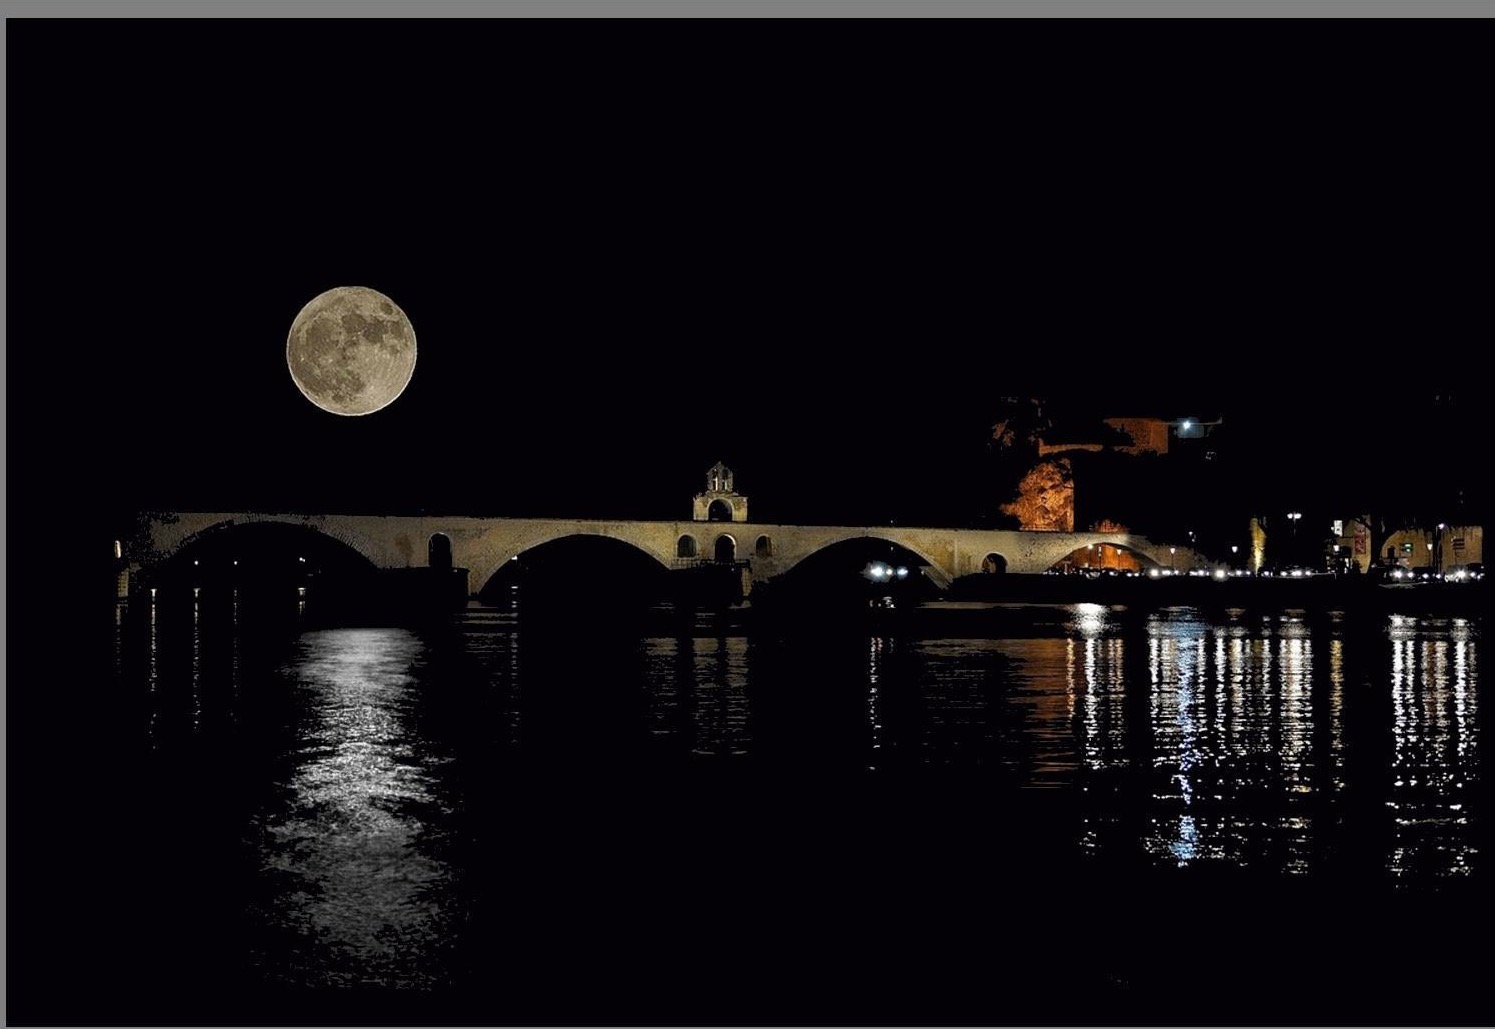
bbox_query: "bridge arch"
[981,552,1008,574]
[755,534,773,558]
[714,533,737,563]
[1029,535,1172,573]
[707,499,733,522]
[473,531,674,599]
[141,519,380,589]
[677,534,698,559]
[1043,540,1148,573]
[146,516,387,571]
[774,533,950,585]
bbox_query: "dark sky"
[12,19,1490,530]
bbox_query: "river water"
[18,593,1488,1023]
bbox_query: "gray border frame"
[3,0,1494,16]
[1,13,6,1026]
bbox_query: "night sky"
[11,20,1490,533]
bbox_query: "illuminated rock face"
[1102,417,1169,455]
[1000,458,1074,532]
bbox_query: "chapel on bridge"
[692,461,748,522]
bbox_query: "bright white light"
[299,556,306,563]
[194,559,199,566]
[1149,568,1161,578]
[1213,569,1227,580]
[1181,420,1193,430]
[896,566,908,579]
[1074,602,1107,636]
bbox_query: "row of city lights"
[147,585,308,598]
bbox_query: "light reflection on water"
[690,635,750,757]
[114,595,1482,994]
[1060,606,1481,877]
[641,635,751,756]
[249,628,459,990]
[1387,615,1479,877]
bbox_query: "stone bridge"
[126,512,1207,596]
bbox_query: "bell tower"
[693,461,749,522]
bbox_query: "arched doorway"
[715,534,737,564]
[981,553,1007,574]
[708,499,733,522]
[428,533,452,572]
[755,534,773,558]
[677,534,698,559]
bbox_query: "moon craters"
[287,286,416,416]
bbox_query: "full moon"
[286,286,417,416]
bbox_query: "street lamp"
[1170,546,1177,571]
